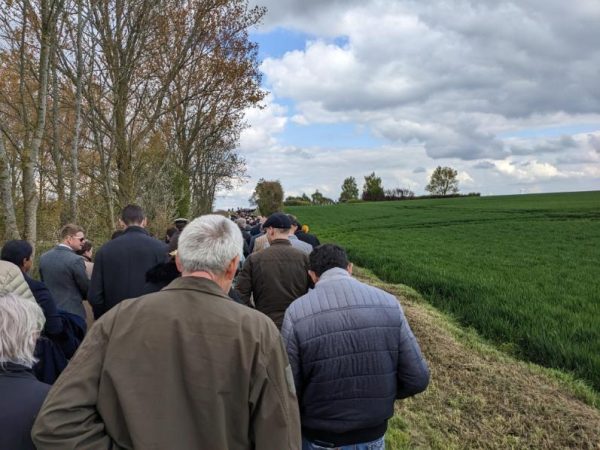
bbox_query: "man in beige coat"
[32,215,301,450]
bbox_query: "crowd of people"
[0,205,429,450]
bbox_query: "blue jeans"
[302,436,385,450]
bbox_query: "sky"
[214,0,600,209]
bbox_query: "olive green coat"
[32,276,301,450]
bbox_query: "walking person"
[236,212,311,329]
[282,244,430,449]
[88,204,167,318]
[39,224,90,319]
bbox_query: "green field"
[287,191,600,391]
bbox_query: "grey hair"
[0,293,45,368]
[178,215,243,275]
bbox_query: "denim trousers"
[302,435,385,450]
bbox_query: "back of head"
[121,204,145,226]
[287,214,300,229]
[174,218,189,232]
[0,293,45,368]
[60,223,84,240]
[235,218,247,229]
[1,240,33,268]
[309,244,349,277]
[263,212,292,233]
[178,215,243,276]
[76,240,93,255]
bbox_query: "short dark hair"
[165,226,178,241]
[121,204,145,225]
[77,240,93,254]
[1,240,33,268]
[309,244,349,277]
[60,223,84,239]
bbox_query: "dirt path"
[354,268,600,449]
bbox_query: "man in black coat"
[89,204,167,318]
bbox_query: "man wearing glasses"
[39,223,90,320]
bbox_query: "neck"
[182,271,231,293]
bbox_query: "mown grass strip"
[351,267,600,449]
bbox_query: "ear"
[308,270,319,284]
[225,255,240,280]
[175,253,184,273]
[141,217,148,227]
[118,218,126,229]
[347,262,353,275]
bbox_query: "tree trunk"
[69,0,84,222]
[0,134,21,240]
[50,48,67,223]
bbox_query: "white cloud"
[256,0,600,161]
[238,94,287,153]
[494,160,563,182]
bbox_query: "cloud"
[413,166,426,173]
[508,135,578,156]
[257,0,600,161]
[473,161,495,169]
[238,94,287,153]
[589,134,600,153]
[493,160,564,182]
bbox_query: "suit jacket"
[32,277,301,450]
[88,226,167,318]
[39,246,89,318]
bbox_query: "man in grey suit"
[39,224,90,319]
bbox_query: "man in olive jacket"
[236,212,311,329]
[32,215,301,450]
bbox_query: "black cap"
[263,212,292,229]
[287,214,301,227]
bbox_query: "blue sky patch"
[281,121,383,149]
[250,28,313,60]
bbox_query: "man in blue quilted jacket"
[281,244,430,450]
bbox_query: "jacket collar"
[317,267,351,284]
[56,244,75,252]
[123,225,149,235]
[162,276,231,301]
[0,361,36,379]
[270,238,291,246]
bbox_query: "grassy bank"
[287,191,600,391]
[351,267,600,449]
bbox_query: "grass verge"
[351,267,600,449]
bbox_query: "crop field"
[287,191,600,391]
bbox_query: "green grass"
[287,191,600,391]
